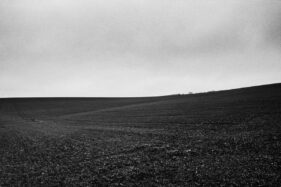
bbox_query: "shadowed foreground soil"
[1,83,281,186]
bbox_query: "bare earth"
[1,83,281,186]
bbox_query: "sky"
[0,0,281,97]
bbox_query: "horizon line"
[1,82,280,99]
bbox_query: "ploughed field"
[1,84,281,186]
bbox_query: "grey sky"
[0,0,280,97]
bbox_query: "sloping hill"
[0,83,281,186]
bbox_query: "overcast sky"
[0,0,280,97]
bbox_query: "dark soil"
[1,83,281,186]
